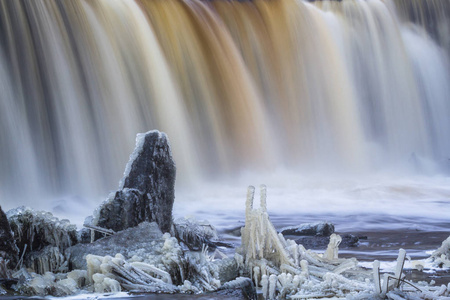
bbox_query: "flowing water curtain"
[0,0,101,202]
[0,0,197,205]
[137,0,277,175]
[209,0,367,171]
[71,0,198,181]
[389,0,450,169]
[312,0,448,172]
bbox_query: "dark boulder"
[0,205,18,266]
[93,131,176,235]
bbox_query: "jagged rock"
[6,207,77,273]
[93,131,176,236]
[280,221,335,237]
[0,205,18,266]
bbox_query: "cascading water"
[1,0,449,225]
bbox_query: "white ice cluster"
[19,270,87,296]
[430,236,450,268]
[240,185,450,300]
[83,232,224,295]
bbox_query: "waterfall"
[0,0,449,210]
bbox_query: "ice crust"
[118,131,150,190]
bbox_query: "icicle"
[300,260,310,279]
[260,184,267,212]
[324,234,342,261]
[373,260,381,294]
[253,266,260,288]
[268,274,277,299]
[261,275,269,299]
[131,262,172,284]
[394,249,406,288]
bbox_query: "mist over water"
[1,0,450,235]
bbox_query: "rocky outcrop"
[0,205,18,266]
[92,131,176,236]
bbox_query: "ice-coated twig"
[83,224,115,237]
[86,253,178,293]
[130,262,172,284]
[15,244,27,270]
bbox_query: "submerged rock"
[92,131,176,236]
[0,205,18,265]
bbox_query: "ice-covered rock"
[66,222,184,284]
[6,207,77,273]
[280,221,335,237]
[217,277,256,299]
[0,205,18,267]
[91,131,176,237]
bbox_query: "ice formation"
[430,236,450,268]
[239,185,450,300]
[6,207,77,273]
